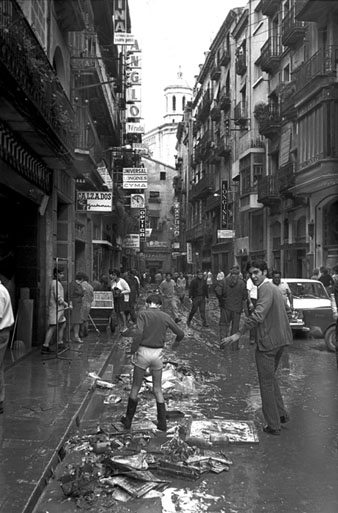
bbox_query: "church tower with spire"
[143,68,192,168]
[163,67,193,124]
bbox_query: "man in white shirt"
[271,271,293,310]
[0,281,14,414]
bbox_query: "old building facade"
[175,0,338,277]
[0,0,132,343]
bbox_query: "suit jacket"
[239,280,292,351]
[189,277,208,299]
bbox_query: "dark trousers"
[219,308,241,336]
[188,296,207,324]
[255,346,288,430]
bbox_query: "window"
[182,96,186,110]
[160,172,166,180]
[172,96,176,111]
[283,64,290,82]
[31,0,47,48]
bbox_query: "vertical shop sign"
[173,202,180,237]
[187,242,192,264]
[139,208,146,242]
[222,180,228,228]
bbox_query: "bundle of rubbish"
[59,422,233,502]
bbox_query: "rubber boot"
[121,397,138,429]
[156,402,167,432]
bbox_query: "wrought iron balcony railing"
[260,36,281,74]
[0,0,75,152]
[282,2,307,48]
[293,45,338,98]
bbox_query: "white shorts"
[131,346,163,371]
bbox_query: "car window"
[287,281,329,299]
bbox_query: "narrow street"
[33,297,338,513]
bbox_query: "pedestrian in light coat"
[221,260,292,436]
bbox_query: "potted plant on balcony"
[253,101,269,124]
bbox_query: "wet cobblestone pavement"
[1,297,338,513]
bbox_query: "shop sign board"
[217,230,235,238]
[123,234,140,249]
[126,122,145,133]
[76,191,112,212]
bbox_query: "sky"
[128,0,247,131]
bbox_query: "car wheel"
[324,325,336,352]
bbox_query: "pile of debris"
[59,419,233,505]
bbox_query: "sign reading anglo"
[139,208,146,242]
[76,191,112,212]
[123,168,148,190]
[173,202,180,237]
[217,229,235,238]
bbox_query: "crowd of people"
[12,260,334,436]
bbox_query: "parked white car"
[283,279,335,352]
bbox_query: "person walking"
[214,267,248,349]
[79,272,94,338]
[271,270,293,312]
[206,270,213,295]
[123,269,140,323]
[246,273,258,344]
[159,272,181,323]
[41,267,69,354]
[70,272,85,343]
[109,269,131,332]
[176,272,186,305]
[221,260,293,436]
[318,266,334,293]
[187,270,209,328]
[0,280,14,414]
[120,293,184,431]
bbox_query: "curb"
[23,333,119,513]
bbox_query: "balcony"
[219,87,231,112]
[293,46,338,100]
[280,82,297,120]
[196,91,211,122]
[257,104,281,139]
[206,193,221,212]
[234,101,248,127]
[282,4,307,48]
[54,0,86,32]
[173,174,183,194]
[190,174,214,201]
[257,175,280,206]
[278,162,296,196]
[0,0,75,168]
[217,137,231,157]
[186,222,205,241]
[260,36,281,74]
[219,47,230,67]
[235,53,247,76]
[210,63,221,81]
[239,187,263,212]
[210,104,221,122]
[261,0,281,17]
[295,1,338,22]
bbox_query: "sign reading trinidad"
[123,168,148,189]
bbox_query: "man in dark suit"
[187,270,209,328]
